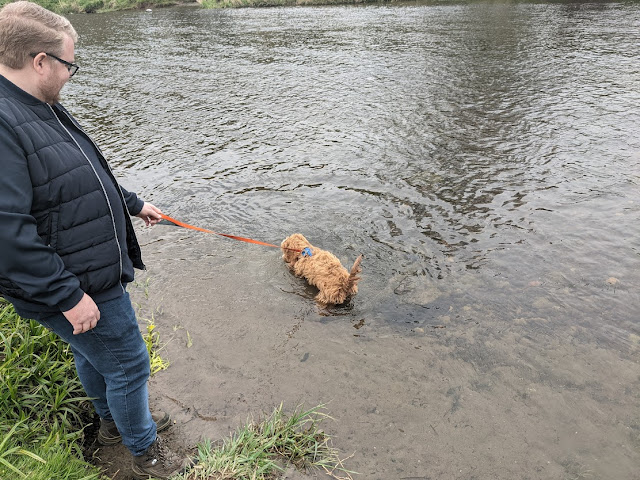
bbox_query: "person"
[0,2,189,478]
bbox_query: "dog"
[281,233,363,306]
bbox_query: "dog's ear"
[281,248,298,266]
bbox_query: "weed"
[179,404,355,480]
[143,315,170,375]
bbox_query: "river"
[64,2,639,479]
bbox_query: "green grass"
[201,0,383,8]
[143,314,171,375]
[0,0,196,14]
[0,299,104,479]
[0,421,103,480]
[0,0,388,13]
[178,404,355,480]
[0,300,93,447]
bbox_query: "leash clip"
[301,247,313,257]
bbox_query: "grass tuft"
[179,403,355,480]
[143,314,170,375]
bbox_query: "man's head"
[0,1,78,104]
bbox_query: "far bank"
[22,0,394,14]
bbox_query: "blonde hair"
[0,1,78,69]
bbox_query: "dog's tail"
[345,254,364,295]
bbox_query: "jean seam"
[88,329,132,441]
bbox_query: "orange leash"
[159,214,301,252]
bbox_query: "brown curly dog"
[281,233,363,306]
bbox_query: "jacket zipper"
[61,109,133,217]
[48,104,125,295]
[63,107,146,271]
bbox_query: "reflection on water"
[65,3,639,345]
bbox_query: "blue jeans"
[33,292,156,456]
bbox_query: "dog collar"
[301,247,313,257]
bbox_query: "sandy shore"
[91,226,640,480]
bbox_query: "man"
[0,2,189,478]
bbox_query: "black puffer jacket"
[0,74,144,314]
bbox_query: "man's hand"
[63,293,100,335]
[136,202,163,226]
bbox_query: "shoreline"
[46,0,389,14]
[46,0,622,14]
[41,0,472,15]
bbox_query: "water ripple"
[64,3,640,341]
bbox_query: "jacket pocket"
[47,211,59,250]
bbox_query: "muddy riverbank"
[87,224,640,479]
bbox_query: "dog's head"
[281,233,312,265]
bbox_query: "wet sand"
[92,226,640,480]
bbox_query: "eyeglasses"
[30,52,79,77]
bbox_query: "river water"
[63,2,639,479]
[67,1,640,345]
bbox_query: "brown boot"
[131,435,190,480]
[97,411,172,446]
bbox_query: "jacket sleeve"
[0,117,84,311]
[119,186,144,216]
